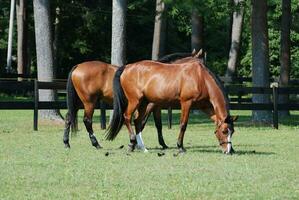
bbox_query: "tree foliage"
[0,0,298,79]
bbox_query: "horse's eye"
[222,129,228,135]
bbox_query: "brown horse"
[63,52,199,149]
[106,56,237,154]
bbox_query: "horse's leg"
[134,102,149,152]
[152,107,168,149]
[140,103,154,131]
[83,103,102,149]
[177,100,192,153]
[139,103,167,149]
[63,112,71,148]
[124,99,140,152]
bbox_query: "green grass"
[0,110,299,199]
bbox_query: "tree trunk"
[111,0,127,66]
[6,0,16,73]
[191,9,204,52]
[226,0,244,78]
[53,6,60,78]
[152,0,166,60]
[110,0,127,122]
[33,0,62,121]
[279,0,291,117]
[251,0,271,123]
[16,0,28,79]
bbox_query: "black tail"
[106,66,127,140]
[66,66,79,134]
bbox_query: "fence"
[1,78,299,130]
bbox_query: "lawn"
[0,110,298,199]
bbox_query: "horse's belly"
[143,87,181,105]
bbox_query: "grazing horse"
[63,52,199,150]
[106,56,237,154]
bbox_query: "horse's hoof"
[128,147,134,152]
[94,144,102,149]
[136,145,148,153]
[64,142,70,148]
[128,143,135,152]
[161,145,169,150]
[179,148,186,154]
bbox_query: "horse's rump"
[71,61,117,104]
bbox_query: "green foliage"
[239,0,299,78]
[0,0,298,78]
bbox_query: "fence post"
[168,107,172,129]
[237,76,243,104]
[271,82,278,129]
[100,101,106,129]
[34,79,38,131]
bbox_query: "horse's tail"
[106,66,127,140]
[66,66,79,134]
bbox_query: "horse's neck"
[204,72,229,123]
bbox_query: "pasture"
[0,110,298,199]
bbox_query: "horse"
[63,51,201,150]
[106,56,238,154]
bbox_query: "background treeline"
[0,0,299,78]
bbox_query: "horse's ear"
[191,49,196,56]
[231,116,238,122]
[195,49,203,58]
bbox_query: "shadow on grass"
[187,147,275,155]
[148,144,275,156]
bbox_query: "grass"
[0,110,298,199]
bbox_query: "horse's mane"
[202,64,230,114]
[158,52,192,63]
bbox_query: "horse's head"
[214,116,238,154]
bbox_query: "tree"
[111,0,127,66]
[6,0,16,73]
[152,0,166,60]
[110,0,127,122]
[33,0,62,120]
[16,0,28,78]
[226,0,244,78]
[279,0,291,116]
[191,9,203,52]
[53,6,60,78]
[251,0,271,123]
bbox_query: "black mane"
[158,53,192,63]
[201,64,230,114]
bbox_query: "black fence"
[1,78,299,130]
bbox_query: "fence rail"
[1,79,299,130]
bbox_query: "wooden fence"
[1,79,299,130]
